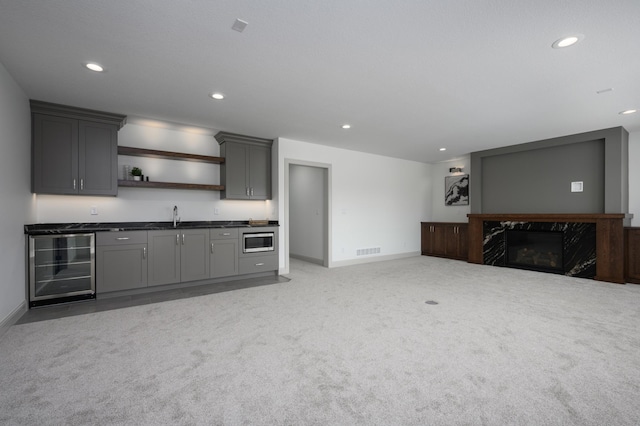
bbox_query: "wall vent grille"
[357,247,381,256]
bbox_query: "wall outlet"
[90,206,98,215]
[214,208,219,215]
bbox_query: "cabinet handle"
[246,187,250,196]
[73,179,77,190]
[250,187,254,196]
[80,179,84,190]
[176,234,179,245]
[143,247,147,259]
[182,234,185,245]
[255,263,265,266]
[222,232,231,236]
[116,237,130,241]
[211,242,214,254]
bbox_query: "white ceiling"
[1,0,639,163]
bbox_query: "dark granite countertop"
[24,221,279,235]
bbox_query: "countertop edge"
[24,221,279,235]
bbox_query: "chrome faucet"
[173,205,180,228]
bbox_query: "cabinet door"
[431,224,447,256]
[247,144,271,199]
[222,142,250,199]
[444,225,458,257]
[148,230,181,286]
[625,228,640,283]
[78,121,118,195]
[32,114,79,194]
[457,224,469,260]
[96,244,147,293]
[180,229,210,282]
[421,223,431,255]
[210,239,239,278]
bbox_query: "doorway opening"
[285,161,331,271]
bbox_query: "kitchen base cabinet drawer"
[96,230,148,246]
[239,254,278,274]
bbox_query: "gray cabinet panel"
[30,101,125,196]
[210,239,239,278]
[96,244,147,293]
[248,144,271,199]
[148,230,181,286]
[32,114,79,194]
[216,132,273,200]
[96,231,148,246]
[180,229,210,282]
[223,142,251,199]
[239,254,278,274]
[79,121,118,195]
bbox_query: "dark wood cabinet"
[625,227,640,284]
[215,132,273,200]
[421,222,468,261]
[31,100,126,196]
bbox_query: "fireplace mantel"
[467,213,626,283]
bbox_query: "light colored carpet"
[1,256,640,425]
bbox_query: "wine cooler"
[29,233,95,307]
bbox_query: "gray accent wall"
[470,127,629,216]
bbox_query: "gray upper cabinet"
[215,131,273,200]
[31,100,126,196]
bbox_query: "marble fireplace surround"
[468,214,626,284]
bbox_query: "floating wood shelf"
[118,146,224,164]
[118,180,224,191]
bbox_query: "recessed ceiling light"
[551,34,584,49]
[341,124,351,129]
[210,93,225,100]
[439,148,446,151]
[619,109,637,115]
[85,62,104,72]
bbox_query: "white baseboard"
[0,300,27,340]
[290,254,324,265]
[331,251,421,268]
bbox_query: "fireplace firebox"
[505,230,564,274]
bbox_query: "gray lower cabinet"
[210,228,239,278]
[215,132,273,200]
[31,101,126,196]
[96,231,148,293]
[147,229,210,286]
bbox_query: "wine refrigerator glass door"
[29,233,95,306]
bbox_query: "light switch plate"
[571,181,583,192]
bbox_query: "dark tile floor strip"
[17,275,291,324]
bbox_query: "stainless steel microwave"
[243,232,275,253]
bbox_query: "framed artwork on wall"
[445,174,469,206]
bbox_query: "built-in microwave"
[243,232,275,253]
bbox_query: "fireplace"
[467,214,626,283]
[505,230,563,274]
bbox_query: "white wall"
[34,122,270,223]
[276,138,432,273]
[0,62,35,328]
[430,156,471,222]
[629,130,640,227]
